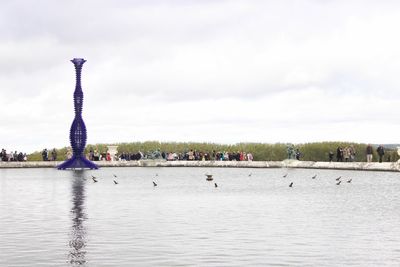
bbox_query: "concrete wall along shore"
[1,160,400,172]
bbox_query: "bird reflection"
[68,171,87,265]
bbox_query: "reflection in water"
[1,168,400,266]
[68,171,87,265]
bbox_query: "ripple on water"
[1,168,400,266]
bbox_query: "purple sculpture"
[58,58,98,170]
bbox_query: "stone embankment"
[1,160,400,172]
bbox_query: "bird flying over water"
[347,179,352,183]
[289,182,293,187]
[113,174,117,178]
[153,181,157,187]
[336,176,341,181]
[214,183,218,188]
[248,173,252,177]
[336,180,341,185]
[113,180,118,185]
[312,174,317,179]
[283,173,288,178]
[92,176,98,183]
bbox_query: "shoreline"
[1,160,400,172]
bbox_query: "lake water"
[0,167,400,266]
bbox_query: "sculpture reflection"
[68,171,87,265]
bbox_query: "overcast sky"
[1,0,400,153]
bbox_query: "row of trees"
[27,141,400,162]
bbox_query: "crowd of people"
[0,145,392,163]
[41,148,58,161]
[70,144,393,163]
[286,145,302,160]
[329,144,388,163]
[116,150,254,162]
[0,148,28,162]
[87,148,117,161]
[330,145,357,162]
[368,144,386,163]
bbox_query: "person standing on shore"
[349,145,356,162]
[336,146,343,162]
[328,151,334,162]
[42,148,48,161]
[376,145,385,163]
[295,149,301,160]
[343,147,350,162]
[188,149,194,161]
[51,148,57,161]
[366,144,373,162]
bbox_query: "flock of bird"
[90,173,215,187]
[90,173,160,186]
[91,174,122,185]
[88,171,352,188]
[283,173,352,187]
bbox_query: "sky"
[1,0,400,153]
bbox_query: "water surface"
[1,167,399,266]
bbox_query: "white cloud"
[1,0,400,152]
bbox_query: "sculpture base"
[57,156,98,170]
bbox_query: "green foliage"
[27,141,399,162]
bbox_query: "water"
[1,167,400,266]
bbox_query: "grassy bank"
[27,141,399,162]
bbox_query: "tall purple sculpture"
[58,58,98,170]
